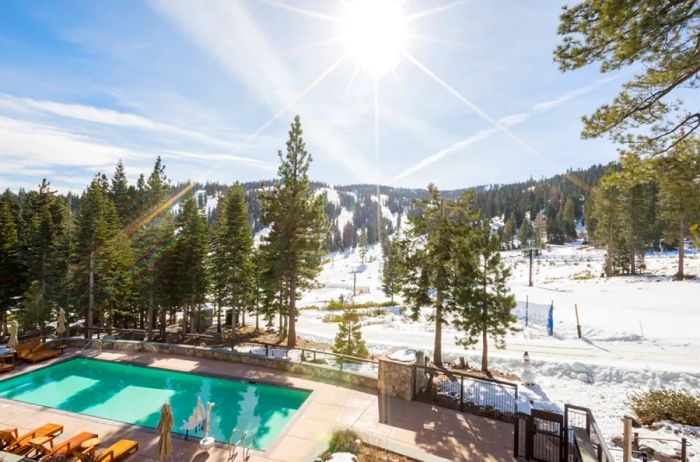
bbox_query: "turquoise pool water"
[0,358,309,449]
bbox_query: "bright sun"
[341,0,408,79]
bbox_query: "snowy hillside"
[296,242,700,460]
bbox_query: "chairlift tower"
[523,240,536,287]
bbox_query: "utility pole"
[529,247,534,287]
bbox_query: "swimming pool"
[0,358,309,450]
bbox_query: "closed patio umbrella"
[56,308,67,337]
[7,320,19,349]
[157,402,173,461]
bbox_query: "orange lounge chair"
[15,339,61,364]
[75,439,139,462]
[30,431,98,460]
[0,427,18,450]
[0,362,14,374]
[3,423,64,455]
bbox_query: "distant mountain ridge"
[188,162,613,250]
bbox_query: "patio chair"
[15,339,62,363]
[3,423,64,455]
[74,439,138,462]
[30,431,98,460]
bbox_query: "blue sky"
[0,0,633,191]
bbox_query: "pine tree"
[0,193,26,335]
[503,213,516,246]
[20,180,70,331]
[211,184,253,335]
[260,116,326,347]
[587,173,625,276]
[655,137,700,279]
[518,217,532,247]
[452,222,517,372]
[331,309,368,358]
[401,185,480,366]
[381,236,405,303]
[110,159,135,226]
[358,228,368,263]
[172,198,209,333]
[534,211,547,248]
[342,222,354,250]
[132,158,171,332]
[74,175,127,335]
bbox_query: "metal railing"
[69,327,380,378]
[413,364,518,422]
[565,404,614,462]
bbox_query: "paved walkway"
[0,350,514,461]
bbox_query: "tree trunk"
[217,302,222,334]
[606,219,614,277]
[678,215,685,279]
[433,305,443,367]
[147,282,154,330]
[481,325,488,372]
[88,250,95,338]
[630,237,636,275]
[288,274,297,347]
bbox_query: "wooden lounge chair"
[74,439,138,462]
[29,431,98,461]
[0,362,14,373]
[3,423,64,455]
[15,339,61,364]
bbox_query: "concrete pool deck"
[0,350,514,461]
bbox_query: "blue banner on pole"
[547,302,554,336]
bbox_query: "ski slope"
[297,242,700,460]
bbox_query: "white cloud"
[0,93,242,150]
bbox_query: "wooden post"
[681,437,687,462]
[528,248,533,287]
[575,304,582,339]
[623,416,633,462]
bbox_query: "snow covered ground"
[297,242,700,460]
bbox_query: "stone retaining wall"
[56,338,378,390]
[378,356,415,400]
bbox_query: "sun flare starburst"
[340,0,408,79]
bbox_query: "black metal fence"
[515,404,614,462]
[67,327,380,378]
[565,404,614,462]
[413,364,518,422]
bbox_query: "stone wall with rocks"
[378,356,415,401]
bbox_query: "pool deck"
[0,350,514,461]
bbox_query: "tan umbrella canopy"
[157,402,174,461]
[7,320,19,349]
[56,308,67,337]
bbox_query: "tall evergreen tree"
[173,198,209,333]
[74,175,126,334]
[518,217,532,247]
[381,236,405,303]
[20,180,70,331]
[0,193,25,335]
[260,116,326,347]
[401,185,480,366]
[211,184,253,335]
[358,228,368,263]
[452,221,517,372]
[655,137,700,279]
[110,159,135,226]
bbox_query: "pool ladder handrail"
[228,429,256,461]
[78,338,102,356]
